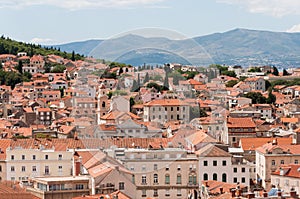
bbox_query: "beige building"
[271,164,300,195]
[106,147,199,199]
[27,176,90,199]
[5,139,75,183]
[256,141,300,190]
[143,99,190,123]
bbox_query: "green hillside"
[0,35,84,60]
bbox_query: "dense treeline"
[0,35,84,60]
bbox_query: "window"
[241,177,246,183]
[11,166,15,172]
[203,160,208,166]
[203,173,208,180]
[142,175,147,184]
[153,174,158,184]
[142,165,146,171]
[45,166,49,175]
[232,137,236,142]
[154,164,158,170]
[165,189,170,197]
[165,164,169,171]
[22,155,25,160]
[132,175,135,184]
[272,160,275,166]
[0,165,2,172]
[177,165,181,171]
[45,155,48,160]
[233,177,238,183]
[213,160,217,166]
[233,168,237,173]
[119,182,124,190]
[222,173,227,182]
[177,189,182,196]
[142,189,146,197]
[153,189,158,197]
[58,166,62,172]
[242,168,245,173]
[32,166,36,172]
[75,184,84,190]
[222,160,227,166]
[295,160,299,164]
[11,155,14,160]
[213,173,217,181]
[171,107,173,111]
[58,154,62,160]
[21,166,26,172]
[33,155,36,160]
[280,160,284,164]
[165,174,170,184]
[177,174,182,184]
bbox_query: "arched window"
[177,174,181,184]
[203,173,208,181]
[154,174,158,184]
[213,173,217,181]
[222,173,227,182]
[102,101,106,108]
[165,174,170,184]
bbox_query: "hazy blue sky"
[2,0,300,44]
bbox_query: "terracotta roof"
[144,99,189,106]
[72,191,131,199]
[281,117,299,123]
[202,180,247,194]
[239,137,293,151]
[272,164,300,178]
[227,117,256,128]
[37,108,51,112]
[256,143,300,154]
[195,143,232,157]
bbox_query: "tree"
[190,106,207,120]
[221,70,236,77]
[272,66,279,76]
[244,92,267,104]
[248,67,261,72]
[226,80,238,87]
[144,72,149,84]
[119,67,124,75]
[71,51,75,61]
[130,97,135,112]
[131,80,139,92]
[163,73,169,90]
[51,65,66,73]
[266,91,276,104]
[16,60,23,74]
[146,82,162,92]
[283,69,289,76]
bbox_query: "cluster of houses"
[1,52,300,199]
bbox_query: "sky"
[1,0,300,44]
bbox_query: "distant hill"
[52,39,102,57]
[53,29,300,66]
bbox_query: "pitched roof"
[195,143,232,157]
[144,99,188,106]
[239,137,293,151]
[272,164,300,178]
[227,117,256,128]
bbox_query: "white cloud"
[30,38,55,45]
[287,24,300,33]
[0,0,167,10]
[217,0,300,17]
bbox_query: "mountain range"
[53,29,300,67]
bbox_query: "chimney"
[263,191,268,197]
[290,189,297,198]
[220,187,223,194]
[247,193,255,199]
[272,138,278,145]
[278,190,282,197]
[91,177,95,195]
[230,189,236,198]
